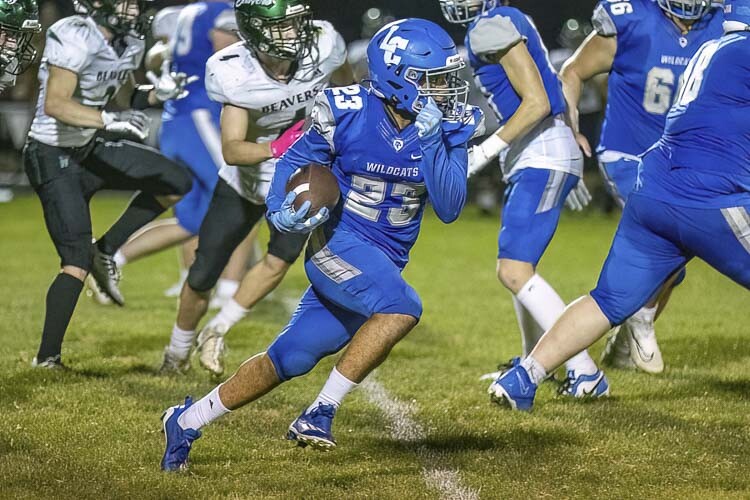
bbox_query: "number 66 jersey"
[592,0,723,159]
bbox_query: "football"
[285,163,340,216]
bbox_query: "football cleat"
[487,365,537,411]
[31,354,67,370]
[84,275,114,306]
[479,356,521,381]
[600,325,636,370]
[557,369,610,398]
[196,324,227,377]
[160,397,202,472]
[625,312,664,374]
[90,244,124,306]
[159,347,191,375]
[287,404,337,450]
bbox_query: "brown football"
[285,164,340,217]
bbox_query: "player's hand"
[269,191,330,234]
[270,120,305,158]
[467,133,509,177]
[101,110,151,140]
[415,98,443,139]
[574,131,592,158]
[146,60,199,102]
[565,178,592,211]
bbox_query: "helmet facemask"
[656,0,711,20]
[0,20,40,74]
[237,3,314,61]
[438,0,506,24]
[406,56,470,120]
[76,0,153,39]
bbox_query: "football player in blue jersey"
[159,18,483,470]
[439,0,607,398]
[560,0,724,373]
[489,0,750,411]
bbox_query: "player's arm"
[220,104,273,166]
[145,38,169,73]
[44,65,106,128]
[559,33,615,156]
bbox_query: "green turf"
[1,194,748,499]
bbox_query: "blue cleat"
[487,365,537,411]
[286,404,337,451]
[160,397,202,472]
[557,369,610,399]
[479,356,521,381]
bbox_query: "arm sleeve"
[45,23,90,73]
[419,134,468,224]
[468,15,524,56]
[266,94,336,213]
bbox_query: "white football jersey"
[205,20,346,204]
[28,16,145,148]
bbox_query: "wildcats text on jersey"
[364,162,420,178]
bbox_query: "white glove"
[101,110,151,140]
[146,60,199,102]
[467,133,509,178]
[565,179,592,211]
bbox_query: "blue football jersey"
[163,2,233,120]
[593,0,723,156]
[638,32,750,208]
[268,85,483,268]
[465,6,565,126]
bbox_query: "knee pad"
[167,165,193,196]
[186,252,222,292]
[60,239,95,272]
[267,342,320,381]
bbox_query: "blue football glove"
[415,98,443,139]
[269,191,330,234]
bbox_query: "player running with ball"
[160,18,483,470]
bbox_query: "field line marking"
[361,377,480,500]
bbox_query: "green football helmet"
[75,0,153,39]
[0,0,41,75]
[234,0,315,61]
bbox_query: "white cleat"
[196,324,227,377]
[600,325,636,370]
[159,347,191,375]
[626,309,664,374]
[84,275,114,306]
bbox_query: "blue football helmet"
[656,0,712,20]
[723,0,750,30]
[438,0,507,24]
[367,18,469,120]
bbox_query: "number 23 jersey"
[593,0,723,157]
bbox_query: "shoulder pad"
[45,16,95,72]
[308,20,348,76]
[469,13,524,56]
[205,42,253,104]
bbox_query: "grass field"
[1,193,749,499]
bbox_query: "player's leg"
[209,229,258,310]
[197,222,307,376]
[23,140,101,367]
[495,167,601,392]
[164,236,198,298]
[288,231,422,448]
[161,287,364,470]
[161,179,261,372]
[489,194,688,410]
[81,138,192,305]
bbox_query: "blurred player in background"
[93,3,255,309]
[559,0,724,374]
[440,0,607,397]
[160,18,483,470]
[25,0,195,368]
[346,7,394,82]
[158,0,351,376]
[490,0,750,410]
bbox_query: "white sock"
[168,324,195,359]
[307,367,358,412]
[516,274,598,375]
[512,296,544,357]
[215,279,239,299]
[520,356,547,385]
[177,385,230,431]
[207,298,249,333]
[113,249,127,267]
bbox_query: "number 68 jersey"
[592,0,723,158]
[28,16,145,148]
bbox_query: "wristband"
[131,85,154,110]
[479,133,509,160]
